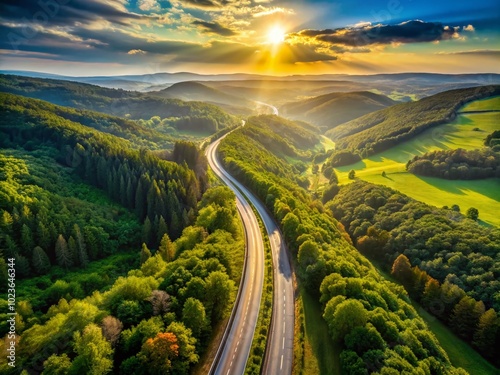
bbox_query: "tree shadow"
[413,175,500,201]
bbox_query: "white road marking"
[280,355,283,370]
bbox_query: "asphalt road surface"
[206,133,265,375]
[206,114,294,375]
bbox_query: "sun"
[267,25,286,45]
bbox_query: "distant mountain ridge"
[2,70,499,92]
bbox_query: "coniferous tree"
[157,216,168,246]
[126,177,134,209]
[36,222,51,252]
[4,235,18,259]
[21,224,35,255]
[32,246,51,274]
[68,236,78,267]
[15,254,31,278]
[140,243,152,265]
[158,234,175,262]
[142,217,153,247]
[84,227,98,260]
[119,174,126,206]
[55,234,73,268]
[169,212,181,240]
[135,178,146,220]
[0,210,13,234]
[73,224,89,267]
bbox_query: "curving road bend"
[206,132,265,375]
[206,106,294,375]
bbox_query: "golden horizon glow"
[267,25,286,45]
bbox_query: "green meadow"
[334,97,500,226]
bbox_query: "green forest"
[1,75,499,375]
[0,75,240,137]
[217,116,473,374]
[327,181,500,365]
[0,91,245,374]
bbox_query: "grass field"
[301,288,341,375]
[460,96,500,112]
[334,98,500,226]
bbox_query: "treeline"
[392,254,499,365]
[0,94,207,277]
[327,181,500,311]
[0,186,244,374]
[485,130,500,149]
[218,122,467,373]
[138,114,222,134]
[407,148,500,179]
[0,75,239,132]
[326,85,500,163]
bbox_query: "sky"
[0,0,499,76]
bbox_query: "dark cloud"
[192,20,236,36]
[0,22,198,62]
[441,49,500,57]
[0,0,150,27]
[297,20,458,47]
[176,0,236,9]
[279,44,337,63]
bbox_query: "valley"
[0,72,498,375]
[333,96,500,226]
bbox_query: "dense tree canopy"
[218,119,468,374]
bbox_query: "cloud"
[253,7,294,18]
[0,0,153,27]
[192,20,236,36]
[172,0,238,10]
[295,20,462,47]
[128,49,146,54]
[463,24,475,32]
[437,49,500,57]
[138,0,161,11]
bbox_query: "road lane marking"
[280,355,283,370]
[282,337,285,349]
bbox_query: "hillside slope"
[326,85,500,159]
[0,74,239,130]
[281,91,396,130]
[152,81,254,115]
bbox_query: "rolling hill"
[151,81,254,115]
[0,74,239,131]
[280,91,396,131]
[326,85,500,161]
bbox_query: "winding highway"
[206,103,294,375]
